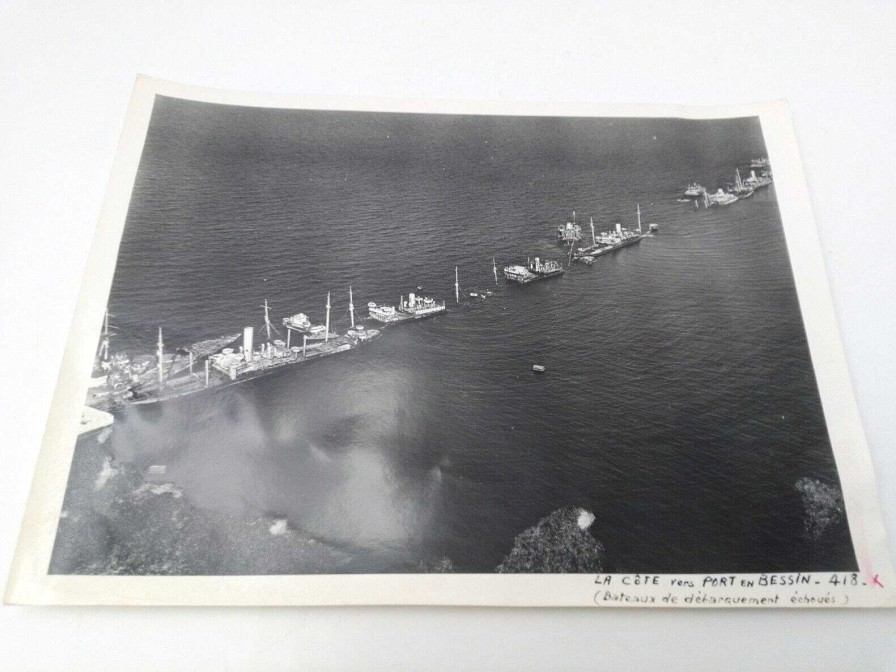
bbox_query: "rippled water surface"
[58,98,856,573]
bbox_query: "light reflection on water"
[54,100,857,574]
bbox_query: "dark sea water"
[60,97,857,573]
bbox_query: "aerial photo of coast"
[50,96,856,576]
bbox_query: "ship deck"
[88,332,380,413]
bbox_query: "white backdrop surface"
[1,1,894,669]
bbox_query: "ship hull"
[504,268,565,284]
[369,306,446,324]
[87,331,381,413]
[574,233,647,260]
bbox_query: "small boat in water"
[532,364,546,373]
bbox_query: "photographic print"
[6,79,894,606]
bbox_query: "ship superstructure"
[367,291,446,324]
[730,168,755,198]
[706,188,739,206]
[684,182,706,198]
[557,211,582,243]
[503,257,565,284]
[573,205,650,262]
[742,168,773,190]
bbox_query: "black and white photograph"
[6,79,894,608]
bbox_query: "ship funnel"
[409,292,416,306]
[243,326,254,363]
[616,223,622,235]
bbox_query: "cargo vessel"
[503,257,565,284]
[367,291,446,324]
[573,205,650,262]
[86,292,380,413]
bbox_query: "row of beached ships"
[82,158,771,421]
[682,158,774,207]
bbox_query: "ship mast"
[325,292,331,343]
[455,266,459,303]
[590,217,596,246]
[263,298,272,341]
[157,327,165,389]
[637,203,642,234]
[97,308,111,362]
[493,258,498,285]
[349,286,355,328]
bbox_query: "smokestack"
[616,223,622,236]
[243,326,254,363]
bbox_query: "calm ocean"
[66,97,855,573]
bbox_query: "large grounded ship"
[86,292,380,413]
[368,291,446,324]
[503,257,565,284]
[573,205,650,262]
